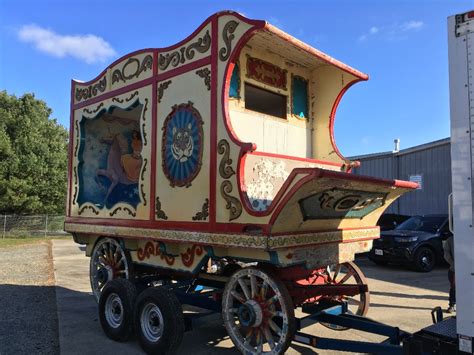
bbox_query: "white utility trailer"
[403,10,474,355]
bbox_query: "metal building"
[350,138,451,216]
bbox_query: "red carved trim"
[150,51,158,221]
[181,245,204,267]
[137,241,175,265]
[210,16,219,227]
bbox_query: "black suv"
[369,214,451,272]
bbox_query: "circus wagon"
[65,10,417,354]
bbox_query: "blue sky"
[1,0,472,156]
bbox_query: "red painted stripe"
[209,16,218,227]
[67,80,75,217]
[248,150,343,167]
[149,51,158,221]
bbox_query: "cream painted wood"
[155,67,210,222]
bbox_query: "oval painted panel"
[162,102,204,187]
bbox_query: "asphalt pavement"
[52,239,451,354]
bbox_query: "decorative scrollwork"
[75,77,107,102]
[83,102,104,115]
[78,205,100,215]
[141,98,149,146]
[220,180,242,221]
[158,80,172,103]
[140,184,147,206]
[140,158,148,181]
[195,68,211,90]
[155,197,168,220]
[218,139,235,179]
[137,241,176,265]
[181,245,204,267]
[112,55,153,84]
[74,120,79,157]
[112,91,139,104]
[219,20,239,61]
[109,206,137,217]
[192,198,209,221]
[72,166,78,203]
[158,31,211,70]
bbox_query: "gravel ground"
[0,241,59,355]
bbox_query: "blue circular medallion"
[162,102,204,187]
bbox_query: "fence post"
[2,215,6,239]
[44,215,48,238]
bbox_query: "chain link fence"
[1,215,69,238]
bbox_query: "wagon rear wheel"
[90,238,132,302]
[222,267,296,355]
[98,279,137,342]
[134,287,185,354]
[320,261,370,330]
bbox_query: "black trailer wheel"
[134,287,185,354]
[222,267,296,355]
[99,279,137,342]
[413,247,436,272]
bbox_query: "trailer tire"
[99,279,137,342]
[135,287,184,354]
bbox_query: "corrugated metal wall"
[352,141,451,216]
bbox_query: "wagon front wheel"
[222,267,296,355]
[90,238,132,302]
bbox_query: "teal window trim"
[229,62,241,99]
[291,75,309,119]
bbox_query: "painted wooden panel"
[155,67,211,222]
[70,86,152,220]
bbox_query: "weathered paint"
[66,11,416,271]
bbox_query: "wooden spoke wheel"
[222,267,296,355]
[90,238,131,302]
[321,261,370,330]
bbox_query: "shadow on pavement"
[0,284,59,355]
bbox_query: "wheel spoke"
[256,329,263,353]
[262,325,276,350]
[333,264,341,283]
[265,294,279,306]
[238,279,251,300]
[231,290,246,304]
[260,281,268,299]
[250,275,258,298]
[268,319,283,337]
[338,269,355,284]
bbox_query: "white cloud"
[401,20,424,31]
[358,20,424,42]
[369,26,379,34]
[17,24,116,64]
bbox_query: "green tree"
[0,91,68,214]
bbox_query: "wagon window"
[244,83,286,119]
[292,76,308,118]
[229,63,240,99]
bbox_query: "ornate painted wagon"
[65,10,417,354]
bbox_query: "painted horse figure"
[96,132,142,204]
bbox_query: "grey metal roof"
[349,137,450,160]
